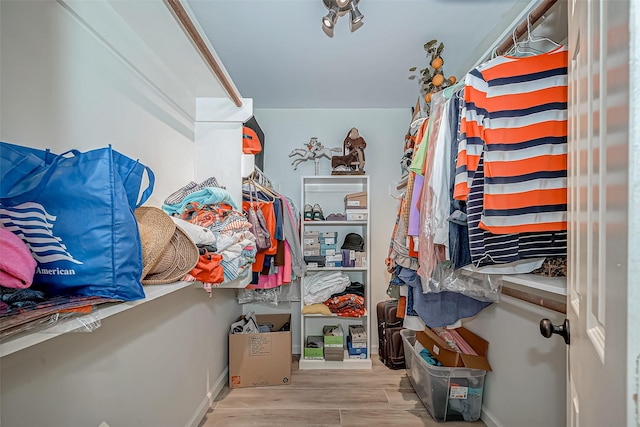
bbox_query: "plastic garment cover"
[417,91,448,286]
[416,93,501,302]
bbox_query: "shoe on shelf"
[304,204,313,221]
[312,204,325,221]
[326,213,347,221]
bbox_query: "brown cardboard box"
[415,327,492,371]
[229,314,292,388]
[344,191,367,209]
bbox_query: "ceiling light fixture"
[321,0,364,36]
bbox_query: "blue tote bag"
[0,141,154,209]
[0,145,154,301]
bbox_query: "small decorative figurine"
[331,127,367,174]
[289,137,341,173]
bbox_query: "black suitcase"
[377,299,405,369]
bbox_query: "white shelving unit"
[299,175,371,369]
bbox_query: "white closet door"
[566,0,635,425]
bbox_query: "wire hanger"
[526,13,561,48]
[511,14,560,57]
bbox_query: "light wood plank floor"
[199,356,486,427]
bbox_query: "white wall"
[466,296,567,427]
[1,2,240,426]
[252,108,410,353]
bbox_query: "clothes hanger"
[248,174,277,201]
[410,117,427,130]
[514,14,561,56]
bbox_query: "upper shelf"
[501,274,567,296]
[0,275,250,358]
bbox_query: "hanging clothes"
[454,46,568,234]
[454,47,569,267]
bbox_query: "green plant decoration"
[409,39,457,115]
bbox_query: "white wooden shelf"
[299,352,372,370]
[0,274,251,358]
[306,267,368,272]
[501,274,567,296]
[302,311,368,319]
[300,175,371,370]
[303,220,368,226]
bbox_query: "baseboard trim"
[186,366,229,427]
[481,405,504,427]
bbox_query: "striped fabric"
[468,154,567,267]
[454,46,568,235]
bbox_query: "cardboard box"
[304,241,320,249]
[349,325,367,348]
[304,335,324,360]
[323,324,344,347]
[325,261,342,268]
[355,252,368,268]
[304,255,325,267]
[349,325,367,341]
[321,248,336,256]
[304,248,320,256]
[320,231,338,238]
[303,238,319,246]
[346,210,368,221]
[344,191,368,209]
[325,254,342,263]
[416,327,492,371]
[347,336,368,358]
[229,314,292,388]
[319,237,336,245]
[320,242,336,251]
[304,230,319,237]
[342,249,356,267]
[324,347,345,361]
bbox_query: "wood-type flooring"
[198,356,486,426]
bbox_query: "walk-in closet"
[1,1,637,426]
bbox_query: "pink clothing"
[247,240,292,290]
[407,173,423,236]
[0,228,37,289]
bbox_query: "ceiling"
[187,0,537,110]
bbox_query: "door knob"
[540,318,570,345]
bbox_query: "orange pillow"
[242,126,262,154]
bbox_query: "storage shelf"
[302,312,367,319]
[306,267,368,272]
[299,353,372,370]
[303,220,367,226]
[501,274,567,296]
[0,275,251,358]
[300,175,371,370]
[0,280,202,357]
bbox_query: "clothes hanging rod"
[494,0,559,56]
[166,0,243,108]
[501,286,566,314]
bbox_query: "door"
[566,0,636,425]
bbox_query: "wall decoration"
[289,137,341,174]
[408,39,457,115]
[331,127,367,175]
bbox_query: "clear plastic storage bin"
[401,329,486,422]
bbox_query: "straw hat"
[134,207,199,285]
